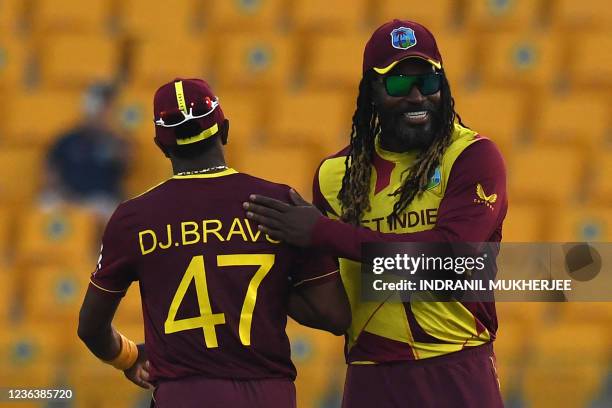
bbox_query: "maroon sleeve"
[89,204,138,297]
[291,248,340,288]
[310,139,508,261]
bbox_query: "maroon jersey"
[90,168,338,382]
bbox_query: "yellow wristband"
[104,333,138,370]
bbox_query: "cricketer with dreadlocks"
[244,20,507,407]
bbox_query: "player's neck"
[171,150,228,174]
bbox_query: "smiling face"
[371,58,442,152]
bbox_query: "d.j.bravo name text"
[372,253,487,275]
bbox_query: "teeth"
[403,111,428,119]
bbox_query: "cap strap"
[176,123,219,145]
[174,81,187,112]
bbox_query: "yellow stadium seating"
[374,0,457,33]
[30,0,111,36]
[123,141,173,199]
[569,32,612,89]
[0,206,13,260]
[551,0,612,29]
[453,87,525,151]
[434,30,475,88]
[214,33,297,90]
[22,262,94,322]
[0,265,16,324]
[507,145,583,205]
[207,0,287,32]
[0,148,44,206]
[522,322,609,408]
[557,302,612,325]
[287,320,346,408]
[268,89,351,154]
[501,203,545,241]
[4,90,82,147]
[0,0,23,34]
[290,0,367,33]
[303,32,369,89]
[129,37,208,88]
[38,34,119,89]
[115,86,156,144]
[477,32,561,88]
[0,323,66,388]
[15,205,98,266]
[464,0,542,30]
[589,154,612,205]
[532,90,610,150]
[236,145,320,200]
[214,90,264,143]
[119,0,199,40]
[550,206,612,242]
[0,33,28,90]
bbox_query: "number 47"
[164,254,275,348]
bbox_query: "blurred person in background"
[245,20,507,408]
[43,82,130,222]
[78,78,349,408]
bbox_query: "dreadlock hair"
[338,69,465,226]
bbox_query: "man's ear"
[154,138,171,158]
[220,119,229,145]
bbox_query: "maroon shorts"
[342,343,503,408]
[151,377,296,408]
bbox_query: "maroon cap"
[363,19,443,75]
[153,78,225,147]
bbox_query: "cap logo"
[390,27,417,50]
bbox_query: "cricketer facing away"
[78,78,350,408]
[245,20,508,408]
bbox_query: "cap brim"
[374,56,442,74]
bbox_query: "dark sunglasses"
[383,73,442,97]
[154,96,219,127]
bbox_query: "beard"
[378,103,442,152]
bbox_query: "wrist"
[103,332,138,370]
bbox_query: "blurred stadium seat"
[38,34,119,88]
[0,323,66,388]
[434,30,475,87]
[214,33,297,90]
[568,32,612,89]
[0,207,11,261]
[30,0,111,36]
[0,148,44,206]
[115,86,155,144]
[129,37,208,88]
[477,32,561,88]
[15,205,98,266]
[287,320,345,408]
[0,264,16,324]
[508,145,584,205]
[374,0,457,33]
[123,141,172,198]
[119,0,199,39]
[0,0,23,33]
[236,145,320,199]
[588,154,612,205]
[290,0,367,33]
[551,0,612,29]
[532,90,610,150]
[22,262,93,323]
[268,89,351,154]
[4,90,82,147]
[207,0,287,32]
[303,32,368,89]
[0,33,28,90]
[550,206,612,242]
[214,90,264,143]
[501,203,545,241]
[522,322,609,408]
[454,87,525,152]
[464,0,543,30]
